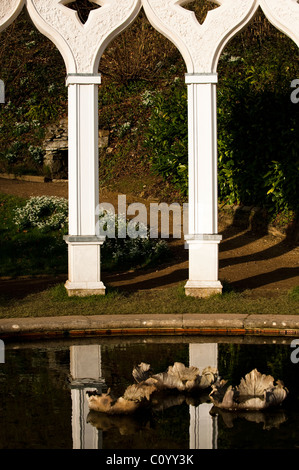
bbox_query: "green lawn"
[0,283,299,318]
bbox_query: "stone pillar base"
[64,235,106,297]
[65,280,106,297]
[185,234,222,298]
[184,280,223,298]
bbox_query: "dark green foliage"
[217,73,299,215]
[0,9,66,175]
[144,12,299,219]
[144,79,188,194]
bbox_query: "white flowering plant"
[100,209,169,269]
[28,146,44,165]
[13,196,69,233]
[13,198,169,270]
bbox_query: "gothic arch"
[142,1,299,74]
[141,0,299,297]
[26,0,142,74]
[0,0,298,297]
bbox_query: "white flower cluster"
[99,208,169,267]
[118,121,132,137]
[141,90,155,107]
[98,209,148,239]
[15,121,30,135]
[14,196,68,232]
[28,146,44,165]
[13,199,169,267]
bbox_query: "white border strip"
[66,74,102,86]
[185,73,218,84]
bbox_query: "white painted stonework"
[26,0,142,74]
[0,0,24,32]
[0,0,298,296]
[142,0,299,297]
[142,0,258,74]
[25,0,141,296]
[142,0,258,296]
[260,0,299,47]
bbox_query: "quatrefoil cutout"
[180,0,220,25]
[60,0,102,25]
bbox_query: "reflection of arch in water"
[0,1,298,297]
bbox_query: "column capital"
[66,74,102,86]
[185,73,218,84]
[64,235,105,245]
[185,234,222,243]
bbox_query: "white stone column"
[64,74,106,296]
[184,73,222,298]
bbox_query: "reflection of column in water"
[189,343,218,449]
[70,345,106,449]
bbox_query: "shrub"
[99,10,181,85]
[99,208,170,269]
[13,197,169,270]
[144,31,299,219]
[217,68,299,216]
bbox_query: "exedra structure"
[1,0,298,297]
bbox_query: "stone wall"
[43,117,68,180]
[42,118,109,180]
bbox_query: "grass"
[0,282,298,318]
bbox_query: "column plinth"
[64,236,106,297]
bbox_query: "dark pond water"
[0,336,299,450]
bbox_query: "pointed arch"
[0,0,24,32]
[26,0,142,74]
[260,0,299,48]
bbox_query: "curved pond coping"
[1,313,299,341]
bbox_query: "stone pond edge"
[1,313,299,340]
